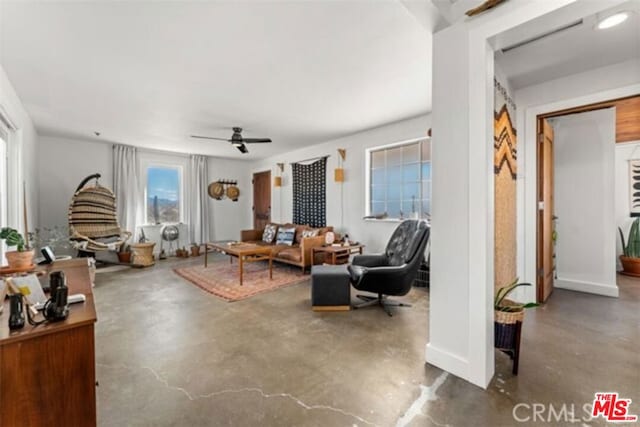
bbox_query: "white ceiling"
[0,1,437,159]
[494,0,640,89]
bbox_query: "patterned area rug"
[173,260,307,302]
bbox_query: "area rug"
[173,260,307,302]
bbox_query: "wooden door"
[253,171,271,229]
[537,118,555,303]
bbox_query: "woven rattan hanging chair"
[68,173,132,254]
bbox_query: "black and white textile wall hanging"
[291,157,327,227]
[629,159,640,217]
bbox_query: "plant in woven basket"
[495,278,539,313]
[0,227,28,251]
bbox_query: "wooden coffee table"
[312,244,364,265]
[204,242,272,286]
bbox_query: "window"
[367,138,431,220]
[145,165,182,224]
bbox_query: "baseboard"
[555,278,619,297]
[425,342,471,384]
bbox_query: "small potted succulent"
[190,243,201,257]
[0,227,34,269]
[618,218,640,276]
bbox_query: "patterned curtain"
[291,158,326,227]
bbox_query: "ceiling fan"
[191,127,272,154]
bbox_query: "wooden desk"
[0,258,97,427]
[312,244,364,265]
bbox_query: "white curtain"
[188,155,210,244]
[113,144,142,239]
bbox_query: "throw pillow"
[262,224,278,243]
[301,228,319,238]
[275,226,296,246]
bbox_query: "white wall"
[207,157,251,241]
[515,59,640,303]
[247,114,431,253]
[552,109,617,297]
[0,65,38,234]
[615,140,640,267]
[36,135,251,249]
[37,136,112,230]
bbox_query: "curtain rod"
[291,154,330,164]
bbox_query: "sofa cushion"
[302,228,319,238]
[294,225,309,244]
[276,226,296,246]
[262,223,278,243]
[277,247,302,262]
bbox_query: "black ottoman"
[311,265,352,311]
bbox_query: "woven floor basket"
[494,299,525,324]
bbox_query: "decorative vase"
[5,250,34,269]
[619,255,640,276]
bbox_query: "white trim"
[0,104,18,131]
[555,278,619,298]
[425,343,469,381]
[521,83,640,304]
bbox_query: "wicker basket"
[494,299,525,324]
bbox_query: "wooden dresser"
[0,258,97,427]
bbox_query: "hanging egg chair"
[68,173,132,255]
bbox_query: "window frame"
[365,137,431,221]
[141,160,185,225]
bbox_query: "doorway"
[535,96,640,301]
[253,170,271,229]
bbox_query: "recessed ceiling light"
[596,12,629,30]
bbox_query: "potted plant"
[0,227,34,269]
[494,278,538,350]
[618,218,640,276]
[117,244,132,264]
[190,243,201,257]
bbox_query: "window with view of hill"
[367,138,431,220]
[146,166,181,224]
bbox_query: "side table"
[312,244,364,265]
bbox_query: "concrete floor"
[94,256,639,426]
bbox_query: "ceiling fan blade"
[236,143,249,154]
[242,138,272,143]
[191,135,230,141]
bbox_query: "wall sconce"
[274,163,284,187]
[334,148,346,182]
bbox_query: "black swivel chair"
[348,220,430,316]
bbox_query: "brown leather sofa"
[240,223,334,273]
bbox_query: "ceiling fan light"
[596,12,629,30]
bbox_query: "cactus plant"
[0,227,27,251]
[618,218,640,258]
